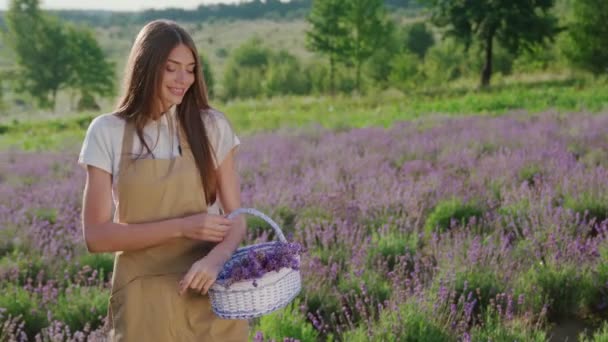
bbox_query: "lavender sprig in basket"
[208,208,303,319]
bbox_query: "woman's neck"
[151,104,174,121]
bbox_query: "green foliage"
[49,286,109,333]
[301,284,341,325]
[222,38,272,99]
[338,269,392,308]
[388,52,422,91]
[497,199,530,236]
[4,78,608,151]
[579,320,608,342]
[3,0,115,110]
[66,25,115,102]
[518,163,543,186]
[0,224,19,256]
[421,39,468,85]
[367,47,397,86]
[0,284,48,339]
[305,62,356,94]
[25,207,57,224]
[4,1,73,109]
[271,206,297,237]
[597,244,608,287]
[513,42,559,73]
[564,0,608,74]
[343,0,391,92]
[245,214,275,241]
[515,264,595,319]
[424,198,484,235]
[403,22,435,58]
[563,192,608,224]
[254,299,319,342]
[264,50,311,96]
[423,0,559,87]
[366,230,417,271]
[199,53,215,98]
[76,92,100,111]
[365,21,398,86]
[73,253,114,282]
[454,269,504,312]
[306,0,351,94]
[0,251,49,285]
[469,41,517,77]
[341,301,451,341]
[470,308,547,341]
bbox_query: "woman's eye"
[187,70,194,74]
[166,67,176,72]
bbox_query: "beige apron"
[107,118,249,341]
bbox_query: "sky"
[0,0,244,11]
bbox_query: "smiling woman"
[77,20,249,341]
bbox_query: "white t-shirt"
[78,106,240,214]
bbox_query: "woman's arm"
[82,165,183,253]
[205,148,247,263]
[179,148,247,295]
[82,165,231,253]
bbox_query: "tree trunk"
[52,88,57,114]
[356,59,361,93]
[480,33,493,89]
[329,55,335,96]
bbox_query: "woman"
[78,20,249,341]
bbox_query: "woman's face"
[159,44,196,112]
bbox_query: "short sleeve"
[78,116,114,174]
[206,110,240,168]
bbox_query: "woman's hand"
[178,213,232,242]
[179,255,223,295]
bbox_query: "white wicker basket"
[208,208,302,319]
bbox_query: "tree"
[565,0,608,74]
[367,21,399,86]
[344,0,391,92]
[424,0,558,88]
[4,0,73,109]
[403,22,435,58]
[222,38,272,99]
[306,0,350,95]
[4,0,115,111]
[66,25,115,109]
[264,50,311,96]
[199,53,215,98]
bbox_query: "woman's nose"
[176,70,187,82]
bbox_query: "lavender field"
[1,111,608,341]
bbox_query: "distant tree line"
[0,0,422,28]
[1,0,607,110]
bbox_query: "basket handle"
[226,208,287,243]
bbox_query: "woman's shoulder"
[201,107,233,132]
[201,107,228,123]
[88,112,126,133]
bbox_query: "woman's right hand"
[178,213,233,242]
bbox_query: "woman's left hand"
[179,255,223,296]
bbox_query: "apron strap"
[119,120,135,174]
[176,115,191,151]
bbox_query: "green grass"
[49,286,109,334]
[2,77,608,152]
[514,264,595,320]
[341,301,452,342]
[252,298,319,342]
[424,198,485,236]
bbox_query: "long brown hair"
[115,19,217,205]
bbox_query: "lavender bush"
[1,111,608,340]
